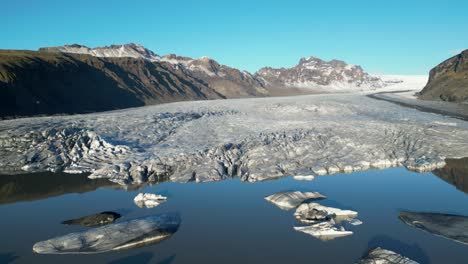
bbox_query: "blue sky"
[2,0,467,74]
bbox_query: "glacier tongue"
[0,94,467,185]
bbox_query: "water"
[1,161,468,264]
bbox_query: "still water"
[0,159,467,264]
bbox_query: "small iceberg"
[134,193,167,208]
[293,175,315,181]
[399,211,468,245]
[293,202,360,240]
[265,191,326,211]
[356,247,419,264]
[294,220,353,240]
[294,203,358,224]
[33,213,181,254]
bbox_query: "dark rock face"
[419,50,468,103]
[62,212,121,227]
[0,50,225,118]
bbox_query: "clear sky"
[2,0,467,75]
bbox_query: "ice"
[399,211,468,245]
[356,247,419,264]
[294,203,358,224]
[265,191,326,211]
[134,193,167,208]
[1,94,467,185]
[33,213,181,254]
[294,221,353,240]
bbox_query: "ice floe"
[294,203,358,224]
[399,211,468,245]
[356,247,419,264]
[134,193,167,208]
[265,191,326,211]
[33,213,180,254]
[294,220,353,240]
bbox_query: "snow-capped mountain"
[40,43,162,61]
[40,44,267,98]
[255,57,385,91]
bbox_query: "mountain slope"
[419,49,468,103]
[0,43,396,118]
[0,50,224,118]
[41,44,268,98]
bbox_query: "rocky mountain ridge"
[1,43,392,118]
[419,49,468,103]
[255,56,385,92]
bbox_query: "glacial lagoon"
[1,160,468,263]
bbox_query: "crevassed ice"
[0,94,467,185]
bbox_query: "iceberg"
[265,191,326,211]
[134,193,167,208]
[399,211,468,245]
[356,247,419,264]
[33,213,181,254]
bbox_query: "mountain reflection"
[433,157,468,194]
[0,171,120,204]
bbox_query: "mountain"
[0,43,392,118]
[39,43,161,61]
[419,49,468,103]
[0,49,224,118]
[40,44,268,98]
[255,56,385,94]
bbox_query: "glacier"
[0,93,467,185]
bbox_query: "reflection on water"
[433,157,468,193]
[1,166,468,263]
[0,172,120,204]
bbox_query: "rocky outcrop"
[255,57,385,94]
[419,49,468,103]
[33,213,181,254]
[61,212,121,227]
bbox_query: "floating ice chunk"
[293,175,315,181]
[347,218,363,226]
[356,247,419,264]
[294,203,358,224]
[294,221,353,240]
[264,191,326,211]
[399,211,468,245]
[134,193,167,208]
[33,213,181,254]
